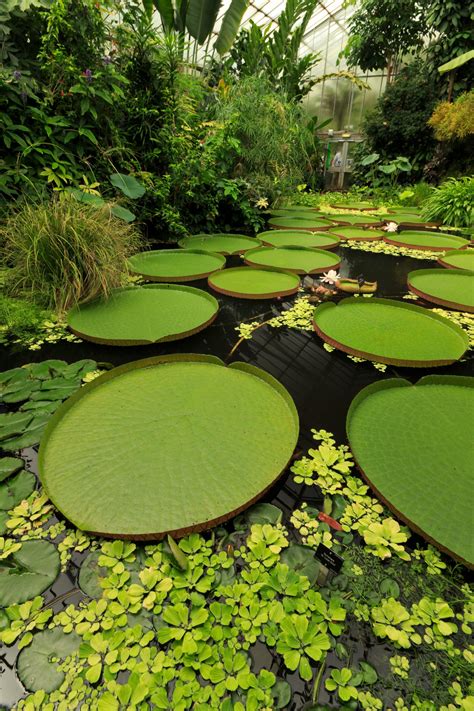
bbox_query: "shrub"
[0,196,142,312]
[420,177,474,227]
[428,91,474,142]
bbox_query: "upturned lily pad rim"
[381,213,441,227]
[67,285,219,346]
[258,230,340,250]
[208,267,300,299]
[128,249,226,282]
[268,217,336,232]
[177,234,262,255]
[407,268,474,313]
[330,203,376,211]
[327,228,384,241]
[384,232,469,252]
[326,215,384,227]
[313,297,468,367]
[39,353,299,540]
[346,375,474,568]
[243,245,341,275]
[437,249,474,271]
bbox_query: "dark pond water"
[0,246,472,709]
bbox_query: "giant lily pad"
[128,249,226,282]
[258,230,340,250]
[381,212,439,226]
[178,234,261,255]
[67,285,219,345]
[39,355,299,538]
[268,217,335,231]
[384,231,468,251]
[0,540,60,605]
[244,246,340,275]
[17,628,81,693]
[324,214,382,227]
[313,298,468,366]
[407,269,474,312]
[347,376,474,566]
[208,267,300,299]
[327,227,384,241]
[438,249,474,271]
[330,202,376,211]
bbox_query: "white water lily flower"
[384,221,399,233]
[320,269,340,284]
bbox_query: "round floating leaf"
[380,212,435,225]
[39,355,299,538]
[384,231,468,251]
[280,545,320,584]
[234,503,283,527]
[17,628,81,693]
[328,227,384,241]
[324,214,382,227]
[268,217,335,231]
[387,206,422,215]
[67,285,219,345]
[128,249,226,282]
[208,267,300,299]
[330,202,376,211]
[0,540,60,605]
[244,246,340,275]
[0,470,35,509]
[408,269,474,312]
[78,551,107,598]
[313,297,468,366]
[438,249,474,271]
[347,376,474,566]
[178,234,261,255]
[258,230,340,250]
[1,412,52,451]
[0,457,23,481]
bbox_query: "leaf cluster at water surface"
[67,285,219,345]
[347,376,474,566]
[313,298,468,366]
[39,355,299,538]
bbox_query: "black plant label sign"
[315,543,344,572]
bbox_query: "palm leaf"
[214,0,249,55]
[438,49,474,74]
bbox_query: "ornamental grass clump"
[0,197,142,313]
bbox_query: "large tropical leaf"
[109,173,145,199]
[152,0,175,30]
[438,49,474,74]
[214,0,249,55]
[186,0,222,44]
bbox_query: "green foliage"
[212,76,320,202]
[343,0,428,76]
[356,61,438,175]
[428,91,474,141]
[218,0,322,100]
[421,177,474,227]
[0,196,142,311]
[425,0,474,98]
